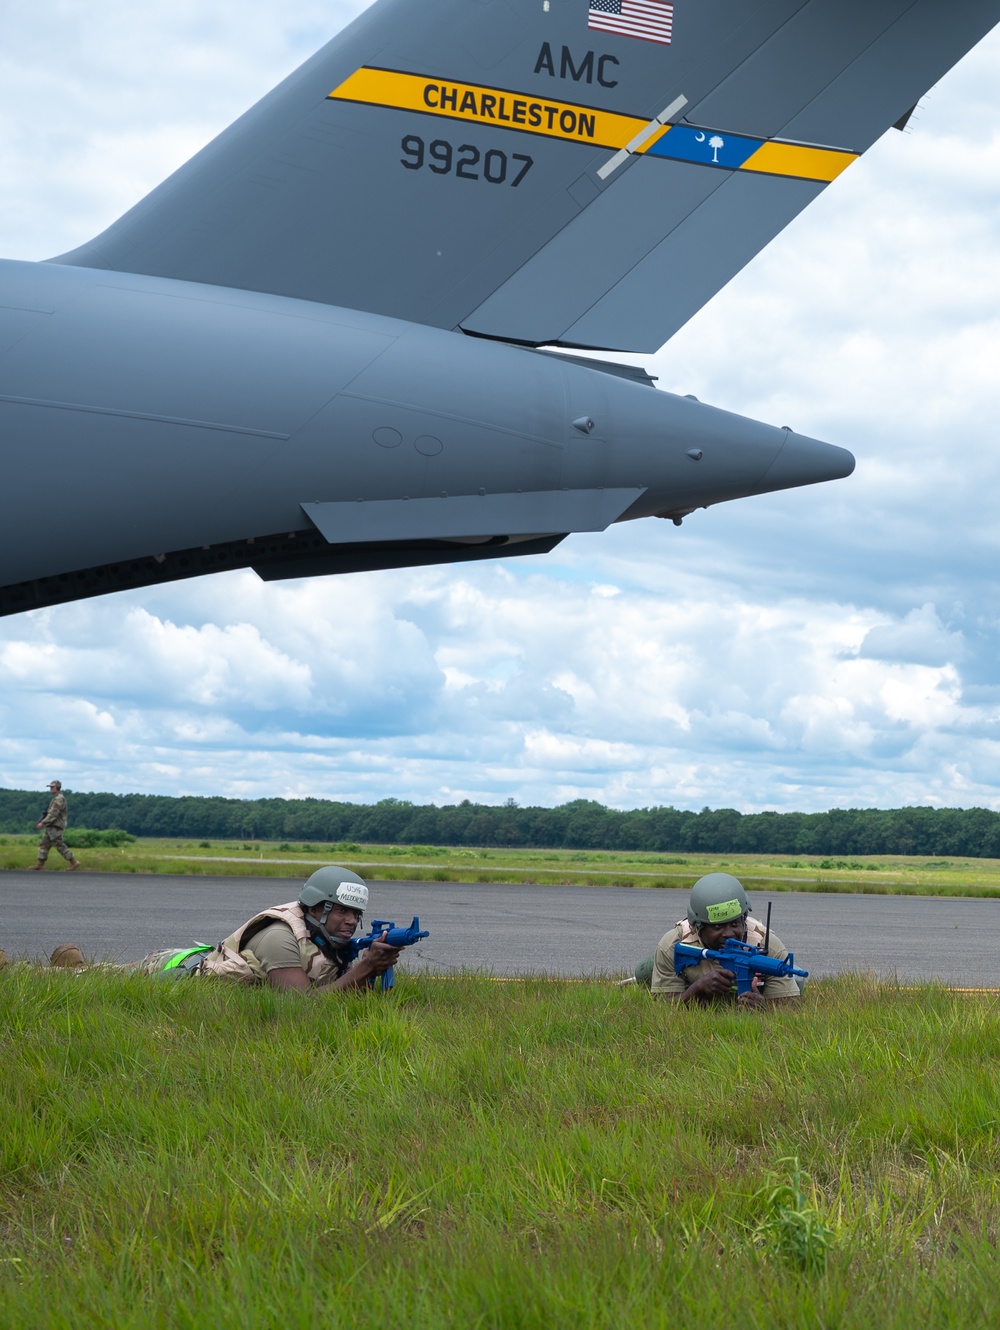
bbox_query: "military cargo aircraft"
[2,0,997,617]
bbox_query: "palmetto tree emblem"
[709,135,724,163]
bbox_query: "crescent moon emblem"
[694,131,706,142]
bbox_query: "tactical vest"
[197,900,342,987]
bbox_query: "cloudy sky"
[2,0,1000,814]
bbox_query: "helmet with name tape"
[299,865,369,958]
[686,873,750,929]
[299,865,368,918]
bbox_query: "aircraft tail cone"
[757,430,855,493]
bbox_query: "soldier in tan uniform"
[137,866,402,991]
[649,873,800,1009]
[29,780,82,871]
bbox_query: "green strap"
[161,945,214,972]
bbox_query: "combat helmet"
[687,872,750,929]
[50,943,85,968]
[299,866,368,953]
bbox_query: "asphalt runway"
[2,870,1000,985]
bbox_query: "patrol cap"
[48,779,62,790]
[299,865,369,914]
[687,873,751,927]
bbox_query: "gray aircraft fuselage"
[0,257,852,613]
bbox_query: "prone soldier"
[640,873,801,1008]
[135,866,408,992]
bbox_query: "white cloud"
[859,605,965,667]
[0,0,363,258]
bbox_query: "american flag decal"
[588,0,674,45]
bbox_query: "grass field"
[4,833,1000,897]
[2,967,999,1327]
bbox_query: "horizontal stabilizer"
[301,488,645,543]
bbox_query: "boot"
[28,858,45,871]
[68,859,82,871]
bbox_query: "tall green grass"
[2,969,1000,1326]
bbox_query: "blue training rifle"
[673,937,808,996]
[348,916,429,990]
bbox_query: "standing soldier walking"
[29,780,82,871]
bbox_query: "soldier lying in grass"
[49,867,403,992]
[639,873,802,1009]
[150,866,401,991]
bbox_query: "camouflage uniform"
[36,790,78,866]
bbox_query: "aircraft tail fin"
[55,0,1000,352]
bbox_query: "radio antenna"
[763,900,772,956]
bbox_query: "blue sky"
[3,1,1000,813]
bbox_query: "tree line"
[4,787,1000,857]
